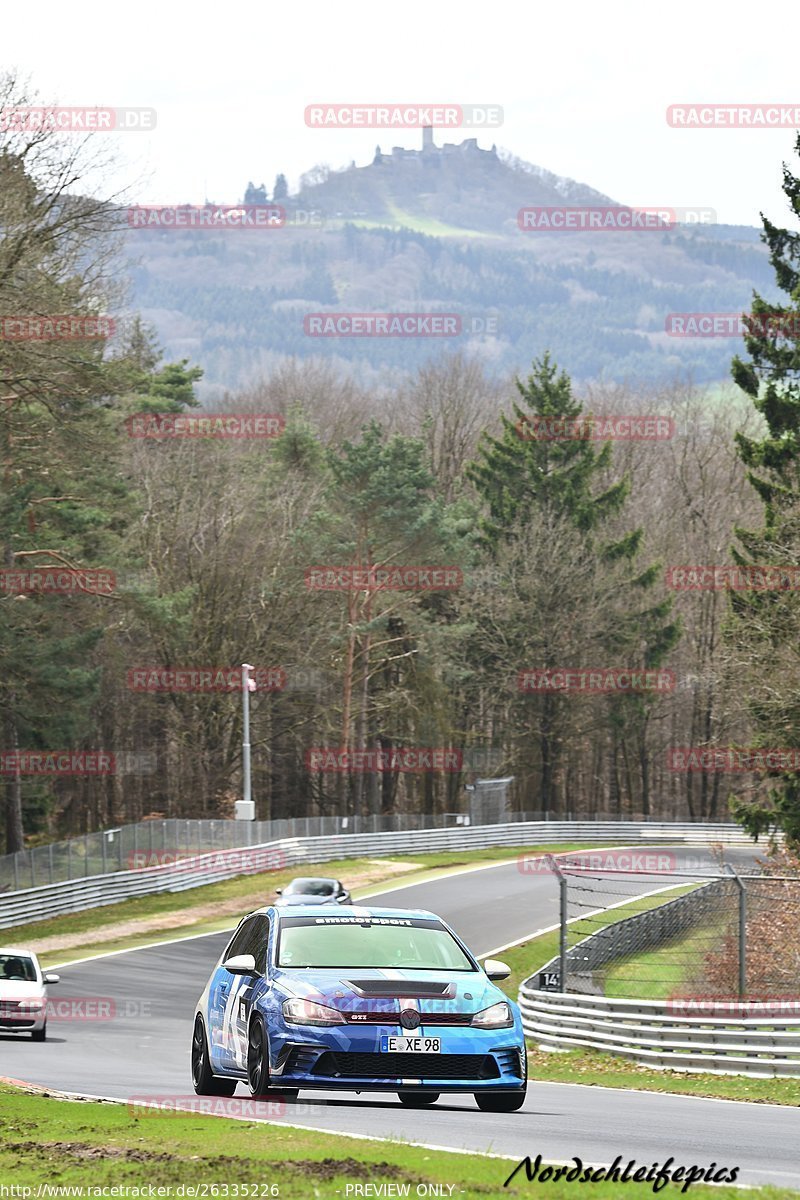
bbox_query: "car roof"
[0,948,37,958]
[251,904,439,920]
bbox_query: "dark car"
[274,877,350,907]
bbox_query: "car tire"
[247,1016,299,1102]
[31,1023,47,1042]
[192,1015,236,1096]
[474,1088,527,1112]
[398,1092,439,1107]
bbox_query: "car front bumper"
[0,1003,46,1033]
[268,1025,527,1092]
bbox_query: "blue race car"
[192,904,527,1111]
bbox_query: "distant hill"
[123,133,775,394]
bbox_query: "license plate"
[380,1036,441,1053]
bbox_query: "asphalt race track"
[4,845,799,1190]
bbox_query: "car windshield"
[277,916,475,970]
[0,954,36,981]
[285,879,335,896]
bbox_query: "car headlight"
[470,1001,513,1029]
[282,997,346,1026]
[20,998,46,1010]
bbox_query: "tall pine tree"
[467,355,679,814]
[728,134,800,845]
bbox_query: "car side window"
[224,915,269,974]
[225,918,255,962]
[252,915,271,974]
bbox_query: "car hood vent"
[345,979,455,998]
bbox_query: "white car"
[0,949,59,1041]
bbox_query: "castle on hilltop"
[372,125,498,166]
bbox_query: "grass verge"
[0,1083,794,1199]
[601,919,737,1000]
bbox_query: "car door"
[208,917,257,1071]
[229,914,271,1073]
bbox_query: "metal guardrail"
[0,819,758,931]
[517,988,800,1077]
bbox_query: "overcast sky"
[4,0,800,228]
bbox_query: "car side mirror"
[483,958,511,982]
[336,894,348,903]
[223,954,257,976]
[43,973,60,985]
[275,888,282,895]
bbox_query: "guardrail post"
[546,854,568,993]
[725,864,747,998]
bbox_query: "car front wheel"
[474,1088,526,1112]
[247,1017,298,1101]
[31,1023,47,1042]
[192,1015,236,1096]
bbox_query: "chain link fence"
[0,808,559,893]
[533,850,800,1005]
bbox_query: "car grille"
[311,1051,500,1080]
[343,1011,472,1026]
[0,1016,36,1028]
